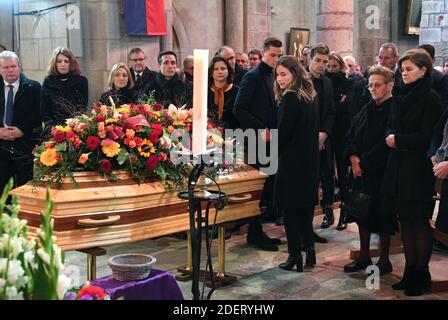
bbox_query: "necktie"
[5,84,14,126]
[136,74,141,84]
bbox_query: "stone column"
[0,0,13,51]
[316,0,354,56]
[420,0,448,65]
[245,0,272,51]
[225,0,244,52]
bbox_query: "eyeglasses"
[130,58,145,62]
[368,82,386,89]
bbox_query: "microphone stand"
[177,150,226,300]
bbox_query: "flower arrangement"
[0,179,70,300]
[33,103,226,189]
[65,283,110,300]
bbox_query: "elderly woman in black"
[343,66,396,276]
[383,49,442,296]
[274,56,319,272]
[207,56,239,130]
[100,63,135,106]
[41,47,88,127]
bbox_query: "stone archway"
[172,2,190,63]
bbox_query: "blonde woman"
[274,56,319,272]
[100,63,135,106]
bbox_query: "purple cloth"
[91,269,184,300]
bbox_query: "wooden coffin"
[10,165,267,251]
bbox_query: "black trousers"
[320,151,335,207]
[0,142,34,193]
[283,208,315,257]
[333,136,350,202]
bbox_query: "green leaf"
[117,149,130,166]
[56,142,67,152]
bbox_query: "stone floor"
[64,209,448,300]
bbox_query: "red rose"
[53,130,66,143]
[100,159,112,173]
[151,124,163,136]
[158,152,167,161]
[185,124,192,132]
[95,115,106,122]
[77,285,107,300]
[86,136,100,151]
[146,155,159,170]
[149,132,159,144]
[134,137,143,147]
[153,104,163,111]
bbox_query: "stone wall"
[0,0,13,51]
[420,0,448,65]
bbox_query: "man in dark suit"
[140,51,192,108]
[419,44,448,110]
[308,44,336,241]
[217,46,248,86]
[0,51,41,192]
[128,48,157,101]
[233,37,283,251]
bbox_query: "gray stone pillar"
[245,0,272,51]
[316,0,354,56]
[420,0,448,65]
[353,0,391,69]
[0,0,13,51]
[225,0,244,52]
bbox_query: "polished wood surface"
[11,166,267,251]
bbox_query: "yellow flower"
[138,139,154,158]
[102,142,121,158]
[172,121,185,127]
[105,118,119,125]
[54,125,71,133]
[40,148,59,167]
[116,106,130,114]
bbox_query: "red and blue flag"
[123,0,167,36]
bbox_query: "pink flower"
[146,155,159,170]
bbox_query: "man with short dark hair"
[248,48,262,69]
[217,46,247,85]
[419,44,448,110]
[0,51,41,192]
[301,45,312,69]
[141,50,192,107]
[128,48,157,100]
[233,37,284,251]
[309,44,336,240]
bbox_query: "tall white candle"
[192,49,209,155]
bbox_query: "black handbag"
[343,178,371,221]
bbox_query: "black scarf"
[396,75,432,114]
[156,72,180,88]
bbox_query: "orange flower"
[98,131,107,139]
[102,140,121,157]
[40,148,58,167]
[78,153,90,164]
[44,141,55,149]
[98,122,105,132]
[126,129,135,139]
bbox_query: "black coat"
[381,76,442,216]
[0,74,41,150]
[233,61,277,130]
[99,88,135,107]
[274,91,320,210]
[431,69,448,110]
[40,74,88,125]
[207,85,240,130]
[345,98,393,193]
[131,67,157,100]
[233,63,248,86]
[140,73,192,108]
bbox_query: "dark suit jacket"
[131,67,157,100]
[0,74,41,151]
[234,63,248,86]
[274,91,320,210]
[233,61,277,130]
[431,69,448,110]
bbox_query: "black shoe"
[392,266,413,290]
[275,216,284,226]
[279,255,303,272]
[305,248,317,267]
[321,207,334,229]
[247,234,279,251]
[343,259,373,273]
[314,233,328,243]
[404,268,431,297]
[263,233,282,245]
[336,207,348,231]
[376,262,393,276]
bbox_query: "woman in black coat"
[207,56,240,130]
[100,63,135,107]
[274,56,320,272]
[325,52,356,230]
[41,47,88,128]
[382,49,442,296]
[343,66,397,276]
